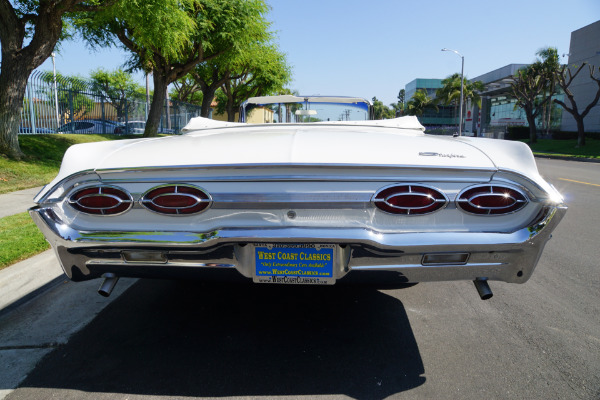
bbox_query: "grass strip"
[0,134,140,194]
[522,138,600,159]
[0,212,50,270]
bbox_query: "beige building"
[212,103,274,124]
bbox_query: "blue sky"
[36,0,600,105]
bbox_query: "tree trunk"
[200,93,213,118]
[144,73,168,137]
[200,81,223,118]
[1,2,65,159]
[525,111,538,144]
[0,58,32,159]
[575,115,586,147]
[226,96,236,122]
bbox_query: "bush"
[551,131,600,140]
[506,127,600,141]
[552,131,578,140]
[505,126,530,140]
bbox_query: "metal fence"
[20,70,201,135]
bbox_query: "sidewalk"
[0,251,63,315]
[0,187,136,399]
[0,186,62,315]
[0,187,43,218]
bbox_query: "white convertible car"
[30,96,566,300]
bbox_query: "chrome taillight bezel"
[372,184,448,216]
[456,184,529,216]
[140,184,212,215]
[68,185,133,216]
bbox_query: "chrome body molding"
[35,164,500,204]
[29,203,567,284]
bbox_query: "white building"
[560,20,600,133]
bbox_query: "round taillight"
[141,185,211,215]
[456,185,528,215]
[373,185,447,215]
[68,186,133,215]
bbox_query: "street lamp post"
[442,48,464,136]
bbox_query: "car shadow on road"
[16,279,425,399]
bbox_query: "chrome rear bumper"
[29,204,567,284]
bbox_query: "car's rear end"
[29,120,566,299]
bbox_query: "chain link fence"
[19,70,201,135]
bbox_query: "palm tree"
[536,47,560,135]
[436,74,484,127]
[406,89,437,117]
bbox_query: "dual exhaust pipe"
[98,273,119,297]
[473,278,493,300]
[97,273,494,300]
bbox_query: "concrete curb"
[534,154,600,163]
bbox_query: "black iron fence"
[20,70,201,135]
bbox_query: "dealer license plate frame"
[252,243,336,285]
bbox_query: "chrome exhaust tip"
[473,278,493,300]
[98,273,119,297]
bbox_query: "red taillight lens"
[69,186,132,215]
[141,185,211,215]
[456,185,528,215]
[373,185,447,215]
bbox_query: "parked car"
[30,96,566,300]
[19,126,55,133]
[57,120,123,134]
[119,120,175,135]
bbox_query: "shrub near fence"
[20,70,201,135]
[506,126,600,141]
[505,126,530,141]
[551,131,600,140]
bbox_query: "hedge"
[505,126,600,141]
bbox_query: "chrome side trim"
[35,170,100,204]
[94,163,497,178]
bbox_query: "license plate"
[253,244,335,285]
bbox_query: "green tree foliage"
[436,73,484,129]
[389,102,402,117]
[188,57,235,118]
[396,89,405,116]
[398,89,405,105]
[89,68,145,122]
[554,63,600,147]
[371,97,395,120]
[179,13,287,119]
[405,89,437,117]
[0,0,115,159]
[537,48,560,135]
[436,73,484,108]
[509,48,559,143]
[216,42,291,122]
[78,0,272,137]
[171,75,204,105]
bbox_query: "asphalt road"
[3,158,599,400]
